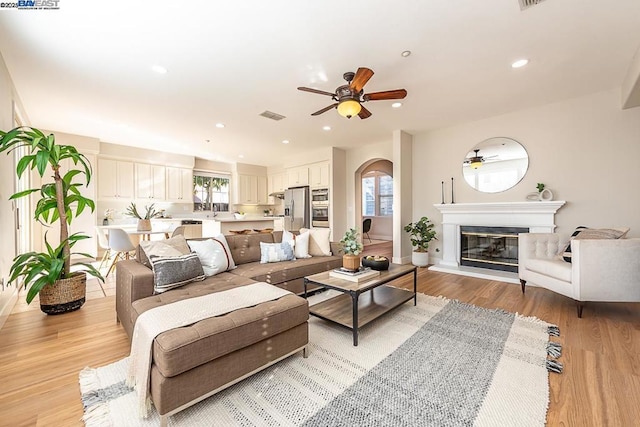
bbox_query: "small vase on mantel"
[137,219,152,231]
[342,254,360,272]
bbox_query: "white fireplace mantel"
[430,201,566,283]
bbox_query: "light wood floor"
[1,241,639,426]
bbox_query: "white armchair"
[518,233,640,317]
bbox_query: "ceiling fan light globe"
[337,99,362,118]
[470,160,482,169]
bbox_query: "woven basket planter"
[137,219,152,231]
[38,271,87,315]
[342,254,361,272]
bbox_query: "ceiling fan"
[464,149,498,169]
[297,67,407,119]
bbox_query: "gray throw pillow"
[150,252,205,293]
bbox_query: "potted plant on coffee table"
[339,228,364,271]
[404,216,437,267]
[0,127,104,314]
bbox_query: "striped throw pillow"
[562,226,629,262]
[150,252,206,293]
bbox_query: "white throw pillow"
[282,229,295,250]
[187,235,237,276]
[300,228,332,257]
[294,230,311,259]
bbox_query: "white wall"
[413,88,640,256]
[0,53,23,325]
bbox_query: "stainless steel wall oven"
[311,188,329,227]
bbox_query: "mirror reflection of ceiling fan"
[297,67,407,119]
[464,149,498,169]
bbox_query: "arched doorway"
[355,159,393,247]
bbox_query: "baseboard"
[0,286,18,331]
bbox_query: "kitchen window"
[362,171,393,217]
[193,172,230,212]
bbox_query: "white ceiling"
[1,0,639,167]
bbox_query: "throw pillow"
[282,229,295,250]
[294,230,311,259]
[149,252,205,293]
[300,227,332,257]
[562,227,629,262]
[260,241,295,263]
[187,235,237,276]
[139,235,191,268]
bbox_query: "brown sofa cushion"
[151,294,308,377]
[232,255,343,285]
[224,233,275,265]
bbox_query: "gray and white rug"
[80,293,562,426]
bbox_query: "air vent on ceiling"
[259,111,286,121]
[518,0,546,10]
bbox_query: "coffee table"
[303,263,417,346]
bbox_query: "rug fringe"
[79,367,100,392]
[82,402,112,427]
[546,359,564,373]
[547,341,562,358]
[548,325,560,336]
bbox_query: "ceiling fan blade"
[298,87,336,97]
[358,105,372,119]
[349,67,374,93]
[311,103,338,116]
[363,89,407,101]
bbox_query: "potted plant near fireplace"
[404,216,437,267]
[339,228,364,271]
[0,127,104,314]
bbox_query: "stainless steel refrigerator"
[284,186,310,232]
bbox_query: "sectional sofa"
[115,231,343,423]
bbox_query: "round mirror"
[462,137,528,193]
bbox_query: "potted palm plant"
[404,216,437,267]
[339,228,364,271]
[0,127,103,314]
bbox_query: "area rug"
[80,293,562,426]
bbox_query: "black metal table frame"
[303,266,417,346]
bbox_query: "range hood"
[269,191,285,199]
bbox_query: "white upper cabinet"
[235,174,268,205]
[136,163,166,200]
[166,167,193,203]
[286,166,309,188]
[309,161,329,188]
[98,158,134,200]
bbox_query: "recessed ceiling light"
[401,50,411,58]
[511,59,529,68]
[215,123,225,128]
[282,140,290,144]
[238,154,244,159]
[391,102,402,108]
[322,126,331,131]
[151,65,167,74]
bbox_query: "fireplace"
[431,201,565,283]
[460,226,528,273]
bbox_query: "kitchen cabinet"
[268,172,285,204]
[257,175,268,205]
[268,172,286,193]
[286,166,309,188]
[98,158,134,200]
[166,167,193,203]
[136,163,166,200]
[236,174,268,205]
[309,161,329,188]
